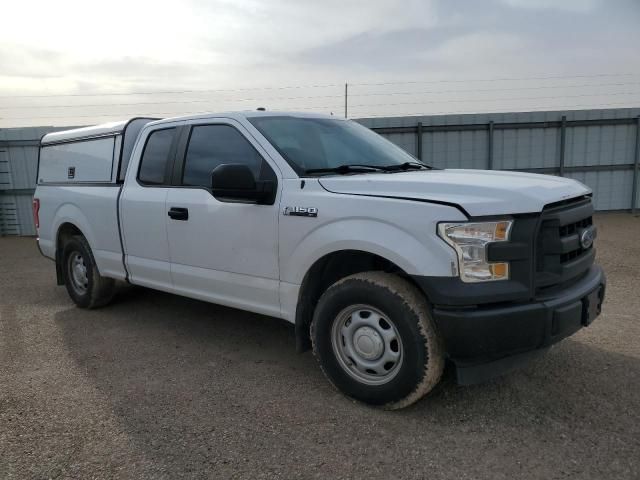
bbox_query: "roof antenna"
[256,107,266,111]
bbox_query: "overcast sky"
[1,0,639,127]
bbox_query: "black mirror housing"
[211,163,256,191]
[210,163,275,204]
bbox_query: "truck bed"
[37,184,126,281]
[36,117,157,282]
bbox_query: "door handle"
[168,207,189,221]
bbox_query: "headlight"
[438,220,513,282]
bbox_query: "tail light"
[33,198,40,229]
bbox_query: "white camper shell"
[39,118,155,185]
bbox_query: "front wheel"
[62,235,115,309]
[311,272,444,409]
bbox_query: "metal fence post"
[559,115,567,176]
[632,116,640,214]
[416,122,423,161]
[0,147,8,236]
[487,121,494,170]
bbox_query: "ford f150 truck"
[34,112,605,409]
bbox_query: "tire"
[61,235,115,309]
[311,271,444,409]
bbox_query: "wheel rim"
[331,304,403,386]
[67,251,88,294]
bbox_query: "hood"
[318,169,591,217]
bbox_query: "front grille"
[559,216,593,263]
[536,196,595,290]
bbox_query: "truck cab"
[35,111,605,409]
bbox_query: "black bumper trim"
[420,265,606,384]
[456,348,549,386]
[413,274,532,306]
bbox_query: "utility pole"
[344,83,348,119]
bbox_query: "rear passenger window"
[138,128,175,185]
[182,125,264,188]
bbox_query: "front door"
[165,120,281,317]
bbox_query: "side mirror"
[210,163,275,204]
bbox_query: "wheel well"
[294,250,410,352]
[55,223,84,285]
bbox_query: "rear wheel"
[311,271,444,409]
[62,235,115,308]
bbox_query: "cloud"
[195,0,439,52]
[0,0,639,126]
[500,0,600,12]
[0,44,65,79]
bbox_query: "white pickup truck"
[35,112,605,409]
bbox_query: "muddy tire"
[61,235,115,309]
[311,271,444,409]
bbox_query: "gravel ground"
[1,213,639,479]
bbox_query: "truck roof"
[146,110,338,127]
[40,111,339,145]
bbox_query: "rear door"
[120,124,180,290]
[165,118,281,317]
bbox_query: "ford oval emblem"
[580,226,595,249]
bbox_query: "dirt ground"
[1,213,638,479]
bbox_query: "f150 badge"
[283,206,318,217]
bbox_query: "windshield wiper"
[379,161,432,171]
[305,164,388,175]
[305,161,432,176]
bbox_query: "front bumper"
[415,265,606,385]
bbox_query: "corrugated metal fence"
[0,126,70,235]
[1,107,639,235]
[357,107,640,212]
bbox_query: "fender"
[278,216,461,327]
[281,217,459,286]
[50,200,126,282]
[51,203,99,255]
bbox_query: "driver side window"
[182,124,265,188]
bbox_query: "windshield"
[249,116,422,175]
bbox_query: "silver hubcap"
[68,251,88,294]
[331,304,403,385]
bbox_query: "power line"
[1,72,636,100]
[3,82,636,110]
[4,95,639,123]
[0,94,344,110]
[2,78,639,122]
[351,73,638,87]
[347,91,640,110]
[350,82,640,98]
[0,83,341,100]
[4,90,638,119]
